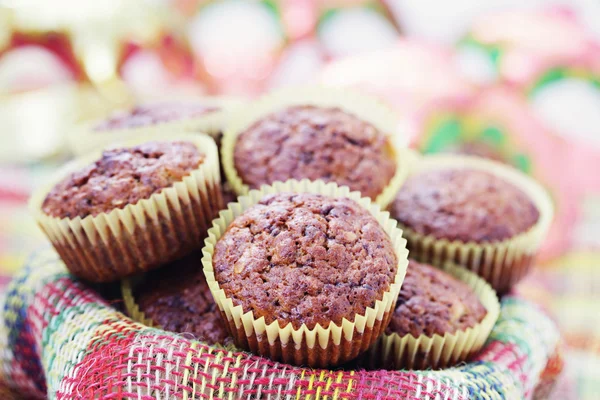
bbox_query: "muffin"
[202,179,409,368]
[122,253,230,346]
[30,133,222,282]
[93,102,220,131]
[364,261,499,370]
[221,87,410,208]
[447,141,508,164]
[390,154,553,294]
[233,105,395,200]
[68,97,242,156]
[389,261,487,337]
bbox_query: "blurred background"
[0,0,599,398]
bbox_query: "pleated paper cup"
[221,86,411,209]
[362,263,500,370]
[201,179,410,368]
[30,132,223,283]
[68,96,244,156]
[398,154,553,294]
[122,277,155,328]
[121,276,236,349]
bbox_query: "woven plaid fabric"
[0,249,560,399]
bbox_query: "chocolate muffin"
[391,168,540,243]
[33,134,222,283]
[134,255,229,345]
[94,102,220,131]
[42,141,204,219]
[221,182,238,207]
[447,142,508,164]
[233,105,396,200]
[212,192,398,329]
[387,260,487,337]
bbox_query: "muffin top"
[212,193,398,329]
[387,260,487,337]
[135,254,229,345]
[233,105,396,200]
[42,141,204,219]
[94,102,220,131]
[447,142,507,164]
[391,168,539,242]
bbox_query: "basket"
[0,249,562,399]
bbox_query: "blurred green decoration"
[458,35,503,74]
[420,113,532,174]
[529,66,600,96]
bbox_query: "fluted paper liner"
[68,96,244,156]
[362,263,500,370]
[121,275,235,350]
[201,179,410,368]
[398,154,553,294]
[122,276,156,328]
[30,132,223,283]
[221,87,410,209]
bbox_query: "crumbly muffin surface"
[42,141,204,218]
[387,260,487,337]
[234,105,396,200]
[213,193,398,329]
[391,168,539,242]
[136,254,229,345]
[94,102,219,131]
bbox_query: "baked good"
[42,141,204,219]
[68,97,242,156]
[360,261,499,370]
[391,168,539,243]
[31,134,222,283]
[94,102,220,131]
[388,154,553,294]
[202,180,409,368]
[387,260,487,337]
[233,105,396,200]
[213,192,398,329]
[133,254,229,345]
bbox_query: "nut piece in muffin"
[233,105,396,200]
[134,254,230,345]
[94,102,220,131]
[212,192,398,330]
[391,168,540,243]
[42,141,205,219]
[387,260,487,337]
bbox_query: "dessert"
[127,254,230,346]
[363,261,499,370]
[389,154,553,294]
[233,105,396,201]
[221,88,409,208]
[388,260,487,337]
[391,168,539,243]
[202,179,409,367]
[31,134,222,282]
